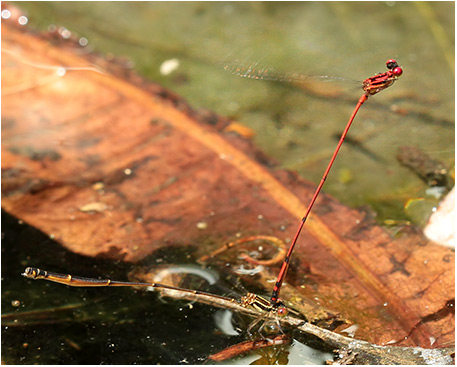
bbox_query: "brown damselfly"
[21,266,302,323]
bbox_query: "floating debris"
[397,146,449,188]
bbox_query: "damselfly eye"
[277,306,288,317]
[386,59,398,70]
[392,67,403,77]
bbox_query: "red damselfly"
[265,59,403,305]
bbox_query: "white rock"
[424,187,455,248]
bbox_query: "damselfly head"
[276,305,288,317]
[386,59,403,77]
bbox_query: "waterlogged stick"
[21,267,297,319]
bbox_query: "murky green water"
[10,2,454,219]
[2,2,454,364]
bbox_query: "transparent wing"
[223,59,359,86]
